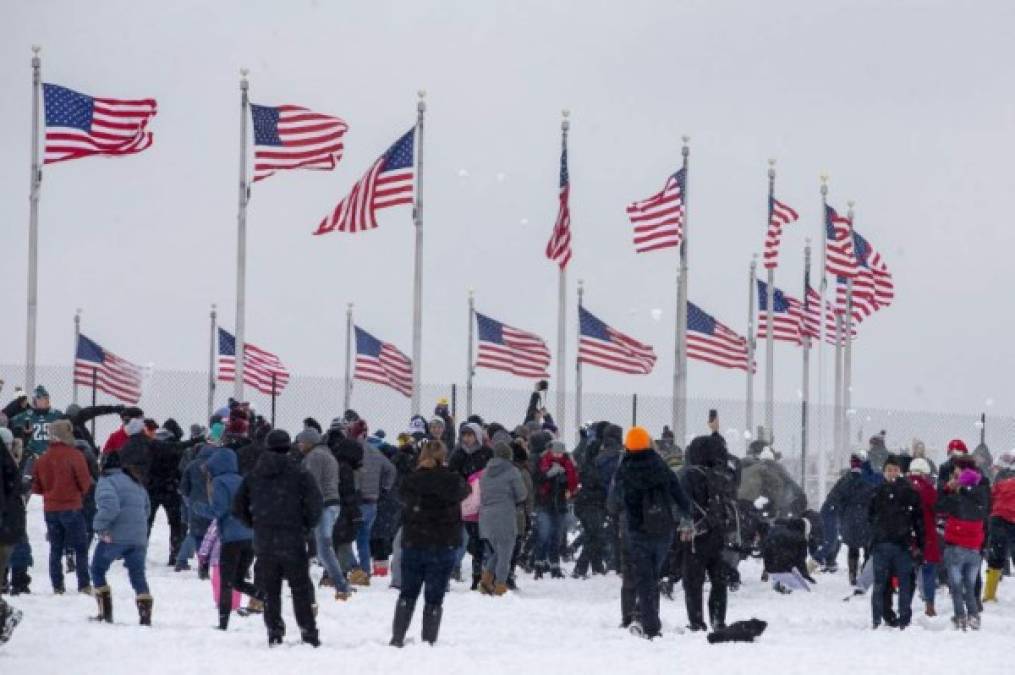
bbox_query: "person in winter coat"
[234,429,323,647]
[608,427,691,639]
[117,418,153,486]
[984,453,1015,603]
[449,422,493,587]
[177,441,218,575]
[390,440,470,648]
[533,440,578,579]
[296,428,351,599]
[90,452,153,625]
[820,451,875,584]
[936,458,990,630]
[938,438,972,491]
[9,385,63,458]
[906,458,942,616]
[348,420,395,585]
[146,419,196,566]
[101,406,144,456]
[478,442,527,595]
[0,427,25,644]
[867,455,924,629]
[31,420,93,594]
[867,432,890,475]
[508,439,535,589]
[761,517,816,592]
[595,424,624,573]
[329,428,364,575]
[572,425,613,578]
[64,403,124,454]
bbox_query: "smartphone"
[708,409,718,423]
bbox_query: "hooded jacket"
[302,443,340,506]
[233,451,323,556]
[31,442,92,512]
[609,449,690,536]
[359,441,396,502]
[936,477,990,550]
[202,448,252,543]
[820,470,874,549]
[535,451,578,513]
[868,478,925,550]
[449,423,493,479]
[93,468,151,546]
[479,457,527,543]
[179,444,217,533]
[399,465,470,549]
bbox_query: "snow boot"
[390,597,415,648]
[984,567,1001,603]
[951,615,967,631]
[968,614,981,631]
[925,601,936,617]
[550,565,565,579]
[848,557,858,587]
[372,560,389,578]
[348,569,371,586]
[197,561,210,580]
[493,582,508,596]
[479,570,495,595]
[218,611,230,630]
[470,574,481,591]
[136,594,153,626]
[94,586,113,623]
[301,629,321,647]
[0,601,23,645]
[10,569,31,595]
[421,603,442,645]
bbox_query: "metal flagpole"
[270,373,277,427]
[801,241,812,492]
[90,367,97,438]
[234,69,250,401]
[817,173,829,500]
[411,90,426,415]
[555,110,570,437]
[25,45,42,394]
[673,136,690,448]
[208,304,217,421]
[842,201,856,464]
[344,303,353,411]
[575,279,584,443]
[466,291,475,417]
[833,312,844,471]
[765,159,776,445]
[746,255,757,449]
[72,309,81,405]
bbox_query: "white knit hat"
[908,458,932,475]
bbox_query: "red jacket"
[32,442,92,512]
[909,474,941,563]
[536,453,578,508]
[992,476,1015,523]
[103,426,128,455]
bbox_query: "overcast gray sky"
[2,0,1013,416]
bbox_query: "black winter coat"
[234,451,323,556]
[1,442,27,545]
[868,478,925,550]
[67,404,122,451]
[331,437,364,544]
[448,444,492,480]
[762,518,814,578]
[147,437,194,500]
[609,450,690,536]
[399,465,470,549]
[821,471,874,548]
[236,439,265,477]
[119,433,152,485]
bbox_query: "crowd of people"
[1,379,1014,649]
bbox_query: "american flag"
[762,197,799,270]
[314,128,415,235]
[354,326,413,397]
[217,328,289,396]
[626,168,686,254]
[545,137,572,269]
[475,312,551,379]
[43,83,157,164]
[804,285,855,345]
[251,103,348,182]
[835,228,895,321]
[74,334,143,404]
[756,279,803,345]
[824,205,857,278]
[687,302,754,372]
[578,306,656,375]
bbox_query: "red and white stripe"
[757,297,804,345]
[578,329,657,375]
[253,105,348,182]
[356,344,413,398]
[45,98,156,164]
[74,353,143,405]
[476,328,551,379]
[218,344,290,396]
[627,172,684,254]
[762,198,799,270]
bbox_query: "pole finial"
[847,199,855,208]
[417,89,426,112]
[819,171,829,184]
[467,288,474,299]
[31,44,41,55]
[561,109,570,132]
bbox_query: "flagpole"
[466,290,474,417]
[575,279,584,444]
[344,303,353,412]
[764,159,776,445]
[673,135,690,448]
[801,240,812,492]
[833,311,844,473]
[843,200,856,463]
[25,45,42,394]
[555,109,570,438]
[411,90,426,415]
[207,304,217,421]
[72,309,81,405]
[234,68,250,401]
[746,255,757,449]
[817,172,829,500]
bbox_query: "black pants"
[464,522,483,578]
[147,492,185,563]
[620,542,638,625]
[219,540,260,617]
[682,537,728,629]
[574,506,607,575]
[627,532,673,636]
[254,550,317,639]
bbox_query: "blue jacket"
[179,444,216,532]
[93,469,151,546]
[201,448,252,543]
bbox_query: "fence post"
[632,393,638,427]
[451,383,457,423]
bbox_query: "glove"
[545,464,565,478]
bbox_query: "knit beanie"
[624,426,652,452]
[908,458,932,475]
[494,441,513,461]
[265,429,292,453]
[49,419,76,445]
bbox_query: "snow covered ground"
[3,500,1013,674]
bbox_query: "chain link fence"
[3,363,1011,501]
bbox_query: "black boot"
[94,586,113,623]
[136,594,153,626]
[390,597,415,648]
[848,557,859,587]
[421,603,442,645]
[301,628,321,647]
[217,611,230,630]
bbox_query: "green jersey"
[10,407,65,456]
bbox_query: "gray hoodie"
[478,457,526,543]
[303,443,340,506]
[359,442,396,502]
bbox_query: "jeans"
[400,546,457,607]
[944,545,981,619]
[871,542,914,627]
[626,531,673,636]
[918,562,937,604]
[314,505,349,592]
[45,510,91,591]
[90,541,149,595]
[354,502,378,572]
[535,510,566,567]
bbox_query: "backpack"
[688,464,741,546]
[640,483,676,537]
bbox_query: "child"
[198,520,240,613]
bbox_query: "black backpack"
[640,483,676,536]
[688,464,741,545]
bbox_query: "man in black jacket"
[234,429,323,647]
[0,428,25,644]
[608,427,690,639]
[64,403,123,452]
[868,455,924,629]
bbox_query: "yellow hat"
[625,426,653,452]
[437,397,449,406]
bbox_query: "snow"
[4,501,1014,674]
